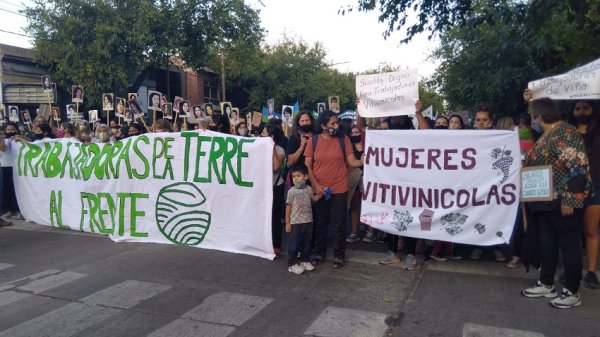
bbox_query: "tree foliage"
[431,1,600,119]
[23,0,262,108]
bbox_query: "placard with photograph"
[204,103,214,116]
[317,102,326,115]
[162,103,173,120]
[220,102,232,117]
[21,110,32,124]
[230,107,240,125]
[328,96,340,113]
[102,93,114,111]
[267,98,275,117]
[51,107,61,121]
[115,97,126,117]
[192,105,204,121]
[72,85,84,103]
[0,106,5,124]
[124,109,133,122]
[282,105,293,125]
[179,100,191,117]
[173,96,183,112]
[128,99,144,118]
[8,106,19,122]
[42,75,52,92]
[148,90,162,111]
[128,93,138,102]
[88,110,99,123]
[66,104,77,119]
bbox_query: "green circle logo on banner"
[155,182,211,246]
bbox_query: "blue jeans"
[287,222,313,267]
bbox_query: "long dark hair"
[291,110,315,135]
[317,110,337,134]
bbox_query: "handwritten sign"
[356,69,419,118]
[521,165,553,202]
[528,58,600,100]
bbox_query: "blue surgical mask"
[294,180,306,188]
[532,119,543,134]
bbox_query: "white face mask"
[238,128,248,136]
[98,132,110,141]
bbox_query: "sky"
[0,0,439,78]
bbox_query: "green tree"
[24,0,262,108]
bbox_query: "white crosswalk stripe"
[146,292,273,337]
[0,269,63,292]
[81,280,171,309]
[463,323,545,337]
[0,263,14,271]
[0,279,171,337]
[0,302,120,337]
[304,306,389,337]
[17,271,87,294]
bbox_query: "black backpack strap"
[312,134,319,154]
[312,134,346,161]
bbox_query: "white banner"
[12,131,275,259]
[528,57,600,100]
[361,130,521,245]
[356,69,419,117]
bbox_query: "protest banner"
[528,57,600,100]
[356,69,419,118]
[11,131,275,259]
[361,130,520,245]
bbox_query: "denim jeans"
[287,222,313,267]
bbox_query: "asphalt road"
[1,221,599,337]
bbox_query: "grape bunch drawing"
[491,146,514,183]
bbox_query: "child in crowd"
[285,164,319,275]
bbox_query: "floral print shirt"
[525,122,593,208]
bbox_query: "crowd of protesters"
[0,89,598,309]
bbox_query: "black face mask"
[350,135,362,143]
[32,133,44,140]
[208,126,219,132]
[4,132,17,138]
[434,125,448,129]
[299,124,313,133]
[575,115,591,124]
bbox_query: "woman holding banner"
[569,100,600,289]
[521,98,593,309]
[304,110,363,269]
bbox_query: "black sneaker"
[0,218,12,227]
[584,271,600,289]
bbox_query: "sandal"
[505,257,520,269]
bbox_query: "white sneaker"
[550,289,582,309]
[345,233,360,243]
[522,281,558,298]
[12,212,24,221]
[288,264,305,275]
[301,262,315,271]
[0,211,12,219]
[362,232,376,243]
[403,254,417,271]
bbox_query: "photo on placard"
[162,103,173,120]
[129,99,143,118]
[230,107,240,125]
[66,104,77,119]
[124,109,133,122]
[0,106,5,123]
[204,103,214,116]
[246,112,252,131]
[89,110,99,123]
[267,98,275,117]
[160,94,168,108]
[328,96,340,113]
[281,105,293,125]
[128,92,138,102]
[51,107,61,121]
[115,98,126,117]
[41,75,52,92]
[317,102,326,115]
[252,111,262,127]
[179,100,191,117]
[220,102,232,116]
[173,96,183,112]
[21,110,32,124]
[72,85,84,103]
[148,90,162,111]
[8,106,19,122]
[102,93,114,111]
[192,105,204,120]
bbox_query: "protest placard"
[521,166,553,202]
[528,57,600,100]
[361,130,520,245]
[11,132,275,259]
[356,69,419,118]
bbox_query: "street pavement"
[1,220,599,337]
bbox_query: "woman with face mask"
[235,121,249,137]
[522,98,593,309]
[569,100,600,289]
[286,110,316,167]
[95,124,112,144]
[0,122,24,222]
[304,110,363,269]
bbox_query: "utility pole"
[220,53,226,102]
